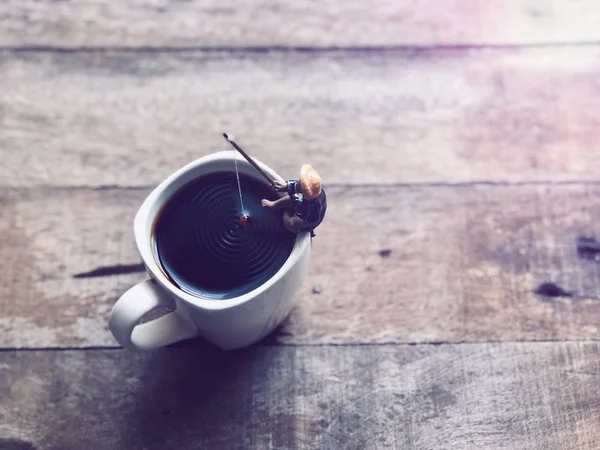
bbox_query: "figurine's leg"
[283,211,304,233]
[262,194,294,210]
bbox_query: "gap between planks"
[4,41,600,54]
[3,339,600,352]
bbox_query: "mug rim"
[133,151,311,311]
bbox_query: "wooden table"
[2,2,600,448]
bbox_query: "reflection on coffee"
[152,171,296,300]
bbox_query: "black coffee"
[152,171,296,300]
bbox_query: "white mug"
[109,151,311,351]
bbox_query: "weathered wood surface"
[3,184,600,348]
[3,47,600,188]
[1,343,599,449]
[2,1,599,49]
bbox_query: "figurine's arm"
[266,194,295,210]
[272,180,288,192]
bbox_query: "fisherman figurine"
[261,164,327,235]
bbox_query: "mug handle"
[109,279,198,351]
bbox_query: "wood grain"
[2,47,600,188]
[1,343,599,449]
[1,1,600,48]
[3,184,600,348]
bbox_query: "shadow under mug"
[109,151,311,351]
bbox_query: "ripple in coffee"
[152,171,296,300]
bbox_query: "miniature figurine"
[261,164,327,235]
[222,134,327,235]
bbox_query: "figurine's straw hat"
[299,164,322,200]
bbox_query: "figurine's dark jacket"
[287,180,327,231]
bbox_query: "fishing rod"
[223,133,276,187]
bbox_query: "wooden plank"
[2,1,600,48]
[2,47,600,188]
[1,343,599,449]
[3,184,600,348]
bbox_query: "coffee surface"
[153,171,295,299]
